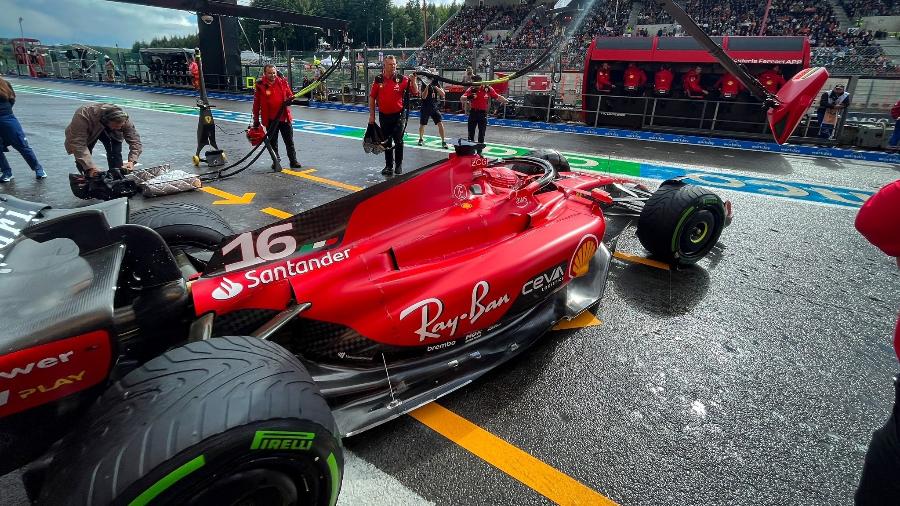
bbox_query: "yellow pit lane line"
[283,168,364,192]
[199,186,256,205]
[410,403,619,506]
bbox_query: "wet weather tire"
[636,181,725,266]
[130,202,233,250]
[37,336,343,506]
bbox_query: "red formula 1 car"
[0,144,730,505]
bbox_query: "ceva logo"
[212,277,244,300]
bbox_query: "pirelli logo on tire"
[250,430,316,451]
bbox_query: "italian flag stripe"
[298,237,339,252]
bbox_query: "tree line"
[131,1,459,53]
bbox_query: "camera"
[69,169,140,201]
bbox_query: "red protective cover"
[527,75,550,92]
[0,331,111,418]
[767,66,829,144]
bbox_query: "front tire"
[636,181,725,265]
[37,337,343,506]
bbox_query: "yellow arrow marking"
[283,168,363,192]
[410,403,619,506]
[200,186,256,205]
[552,310,602,330]
[613,251,671,271]
[261,207,292,219]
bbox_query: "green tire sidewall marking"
[671,206,697,252]
[327,452,341,506]
[128,455,206,506]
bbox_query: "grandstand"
[840,0,900,18]
[412,0,899,76]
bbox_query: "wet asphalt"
[0,77,898,506]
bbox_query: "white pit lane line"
[339,450,435,505]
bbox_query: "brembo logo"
[0,351,75,379]
[212,277,244,300]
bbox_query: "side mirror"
[767,67,830,144]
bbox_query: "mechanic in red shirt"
[757,65,786,95]
[595,62,614,93]
[369,55,418,176]
[855,179,900,505]
[683,65,708,98]
[623,62,647,95]
[887,99,900,149]
[714,72,744,100]
[253,64,301,168]
[189,55,200,91]
[653,64,674,96]
[461,76,508,155]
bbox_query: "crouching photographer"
[64,103,143,199]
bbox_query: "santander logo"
[211,277,244,300]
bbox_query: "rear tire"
[37,336,342,506]
[636,181,725,265]
[130,201,233,250]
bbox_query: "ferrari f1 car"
[0,144,730,505]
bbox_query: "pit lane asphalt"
[1,77,898,506]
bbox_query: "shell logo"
[569,234,598,278]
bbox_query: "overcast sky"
[0,0,459,47]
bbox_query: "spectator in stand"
[623,62,647,95]
[463,67,474,84]
[683,65,709,98]
[758,65,786,95]
[714,72,745,99]
[595,62,614,93]
[461,76,508,155]
[816,83,851,139]
[853,178,900,506]
[888,99,900,150]
[653,64,675,96]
